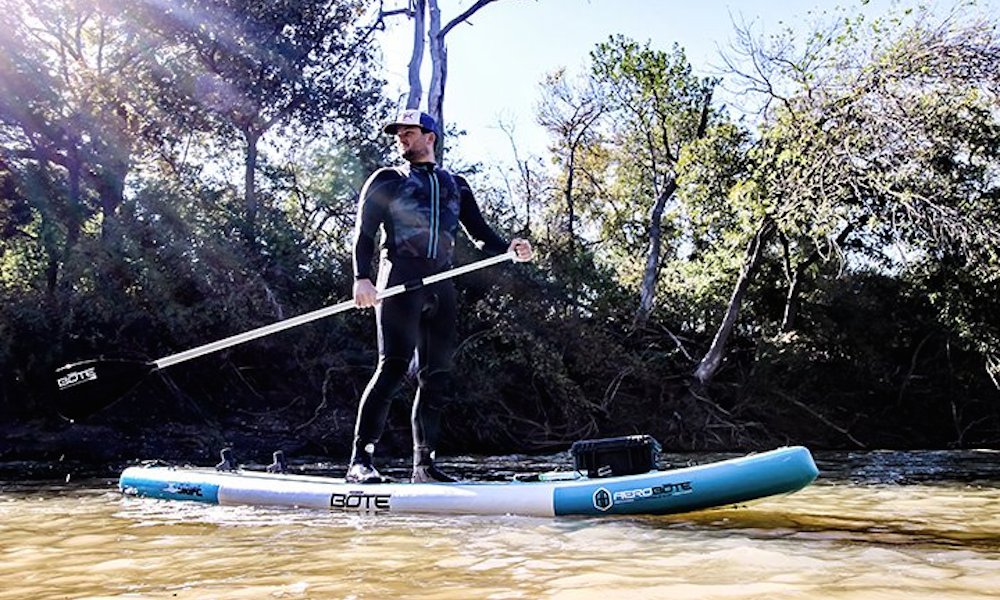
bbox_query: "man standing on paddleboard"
[349,109,533,484]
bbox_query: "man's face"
[395,125,434,162]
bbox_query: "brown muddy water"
[1,450,998,599]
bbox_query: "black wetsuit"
[352,162,508,467]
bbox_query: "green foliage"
[1,1,999,458]
[750,267,999,447]
[525,7,1000,449]
[0,1,388,427]
[134,0,377,134]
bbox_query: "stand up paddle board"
[119,446,818,517]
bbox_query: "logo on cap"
[385,110,438,136]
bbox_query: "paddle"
[54,251,519,421]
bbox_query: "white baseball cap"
[384,110,439,136]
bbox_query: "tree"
[536,68,605,256]
[692,6,1000,387]
[589,36,718,329]
[392,0,499,163]
[0,0,161,298]
[0,0,394,424]
[135,0,384,248]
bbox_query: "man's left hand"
[509,238,534,263]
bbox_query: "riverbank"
[0,414,357,480]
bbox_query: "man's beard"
[402,145,431,163]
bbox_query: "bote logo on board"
[164,484,203,497]
[613,481,693,503]
[331,491,391,511]
[57,367,98,390]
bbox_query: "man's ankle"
[411,463,457,483]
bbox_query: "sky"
[371,0,997,167]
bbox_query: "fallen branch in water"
[778,391,866,449]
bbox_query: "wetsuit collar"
[410,161,437,171]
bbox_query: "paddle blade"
[54,359,157,421]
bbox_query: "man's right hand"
[353,278,379,308]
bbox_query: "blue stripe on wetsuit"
[427,170,439,259]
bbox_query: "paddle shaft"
[153,251,517,370]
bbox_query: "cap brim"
[384,123,433,135]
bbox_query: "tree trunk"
[243,129,260,248]
[694,217,775,385]
[780,270,803,332]
[565,146,576,248]
[780,223,854,333]
[426,0,498,163]
[406,0,426,110]
[634,179,677,329]
[428,0,446,161]
[96,162,128,244]
[53,154,85,297]
[45,162,81,297]
[561,146,578,307]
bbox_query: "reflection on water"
[1,451,999,600]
